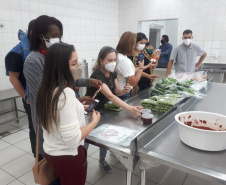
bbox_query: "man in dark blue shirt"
[158,35,173,68]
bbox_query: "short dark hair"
[162,35,169,42]
[30,15,63,51]
[183,29,192,36]
[28,19,35,40]
[137,32,147,43]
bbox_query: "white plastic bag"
[89,124,140,147]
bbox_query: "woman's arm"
[139,71,160,80]
[80,110,100,140]
[58,89,100,147]
[101,84,142,117]
[9,71,25,98]
[139,61,157,70]
[128,68,143,87]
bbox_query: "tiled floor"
[0,117,222,185]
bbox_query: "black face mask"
[161,40,165,45]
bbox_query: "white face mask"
[183,39,192,46]
[42,35,60,48]
[105,62,116,73]
[71,66,82,81]
[136,44,145,51]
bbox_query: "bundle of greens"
[150,77,195,96]
[104,101,122,112]
[141,99,157,110]
[141,94,182,113]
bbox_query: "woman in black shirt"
[85,46,142,173]
[86,46,142,114]
[128,32,159,93]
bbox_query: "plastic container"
[141,109,152,115]
[175,111,226,151]
[142,113,153,125]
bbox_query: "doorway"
[138,19,178,50]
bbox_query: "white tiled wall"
[119,0,226,64]
[0,0,119,91]
[1,0,226,91]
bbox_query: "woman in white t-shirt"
[116,31,144,100]
[36,43,100,185]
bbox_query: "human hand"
[138,59,144,68]
[148,61,158,68]
[90,79,102,88]
[129,106,143,117]
[83,104,89,110]
[148,74,160,80]
[90,109,101,125]
[78,96,94,105]
[123,83,131,93]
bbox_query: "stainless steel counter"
[84,87,176,185]
[138,83,226,185]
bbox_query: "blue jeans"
[118,92,130,100]
[84,142,107,160]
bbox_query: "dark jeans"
[139,85,150,91]
[22,99,36,157]
[118,92,131,100]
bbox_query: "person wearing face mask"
[128,32,159,93]
[36,43,100,185]
[85,46,143,173]
[24,15,102,162]
[116,32,145,100]
[158,35,173,68]
[166,30,207,76]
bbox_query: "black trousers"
[22,99,36,157]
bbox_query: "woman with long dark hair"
[24,15,101,162]
[36,43,100,185]
[128,32,159,93]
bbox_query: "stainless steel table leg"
[127,170,132,185]
[141,170,146,185]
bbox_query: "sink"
[196,63,226,83]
